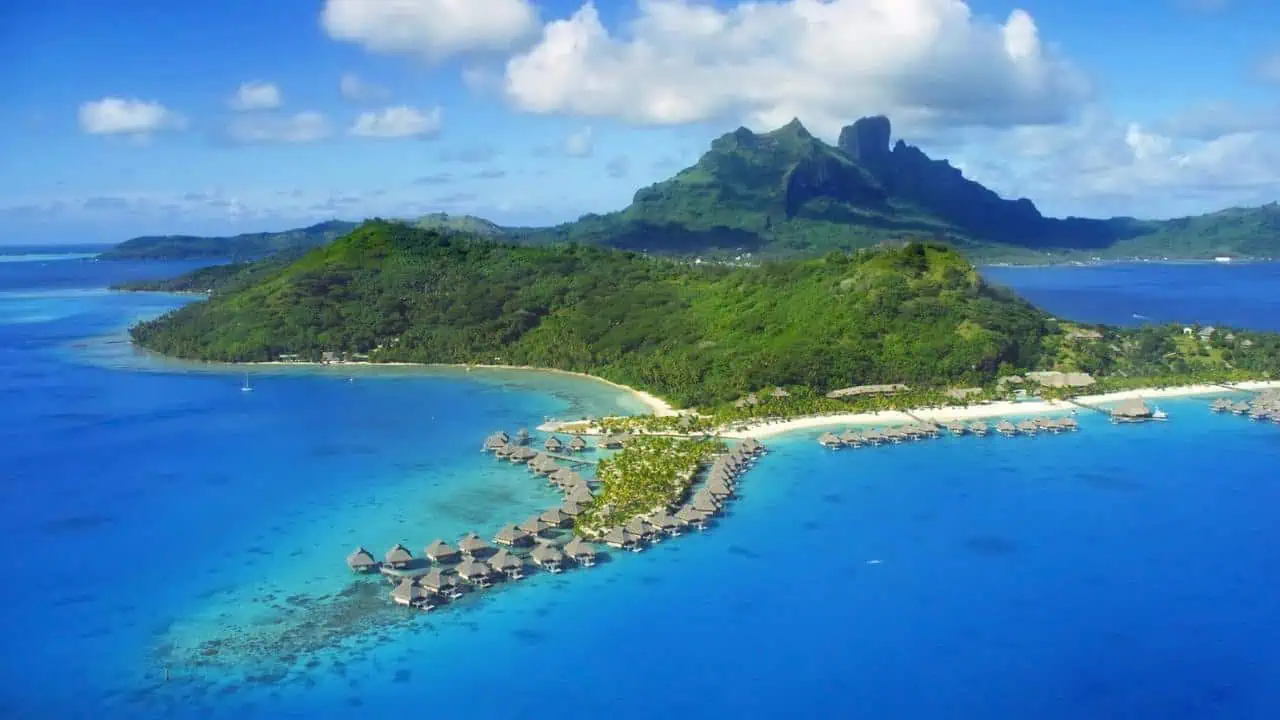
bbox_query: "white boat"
[241,373,253,392]
[1151,406,1169,421]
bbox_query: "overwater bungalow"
[488,549,526,580]
[560,501,585,518]
[883,428,905,444]
[458,532,493,558]
[862,429,885,445]
[569,435,588,452]
[598,435,626,450]
[946,422,967,435]
[1041,418,1064,434]
[519,516,553,536]
[425,539,460,564]
[529,454,557,474]
[1232,401,1251,415]
[603,526,639,550]
[390,578,432,609]
[1059,417,1079,431]
[1016,420,1039,435]
[563,536,599,566]
[839,430,863,447]
[540,507,572,529]
[482,432,510,452]
[544,435,564,452]
[531,543,567,573]
[706,478,733,500]
[1210,398,1231,413]
[514,428,531,446]
[384,543,413,569]
[649,511,683,537]
[419,567,463,599]
[1112,398,1154,422]
[624,517,654,542]
[457,559,495,587]
[494,523,534,547]
[675,505,711,530]
[567,486,595,505]
[818,432,842,449]
[970,422,989,436]
[741,438,765,455]
[691,495,721,516]
[996,421,1017,437]
[347,547,378,573]
[493,443,515,460]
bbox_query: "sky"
[3,0,1280,244]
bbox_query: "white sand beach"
[249,360,679,416]
[720,380,1280,440]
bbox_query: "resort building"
[563,537,598,566]
[1112,398,1154,421]
[384,543,413,569]
[488,549,526,580]
[390,579,431,609]
[519,516,553,536]
[419,568,462,599]
[603,527,639,550]
[494,524,534,547]
[825,383,909,399]
[457,559,495,587]
[530,543,567,573]
[544,435,564,452]
[346,547,378,573]
[675,506,711,530]
[458,532,493,558]
[540,507,572,529]
[569,435,588,452]
[425,539,461,564]
[819,432,842,449]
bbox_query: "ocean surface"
[3,254,1280,719]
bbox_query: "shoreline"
[245,360,679,417]
[718,381,1280,440]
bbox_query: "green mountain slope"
[129,222,1280,408]
[130,221,1056,406]
[410,212,507,237]
[100,220,358,260]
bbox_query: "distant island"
[101,116,1279,264]
[129,220,1280,412]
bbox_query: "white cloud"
[230,81,282,111]
[321,0,538,59]
[350,106,443,138]
[78,97,184,136]
[563,126,593,157]
[227,111,331,144]
[975,109,1280,217]
[339,73,390,103]
[503,0,1089,135]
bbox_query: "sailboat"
[1151,404,1168,421]
[241,373,253,392]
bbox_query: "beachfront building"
[818,432,842,449]
[649,511,683,537]
[1017,420,1039,435]
[970,422,989,436]
[734,393,761,409]
[531,543,566,573]
[384,543,414,569]
[494,523,534,547]
[826,384,909,400]
[598,435,626,449]
[563,537,598,567]
[569,435,588,452]
[624,517,654,543]
[544,436,564,452]
[390,579,432,609]
[770,388,791,399]
[457,559,495,588]
[996,421,1017,437]
[1027,371,1097,389]
[488,549,526,580]
[425,539,461,564]
[347,547,378,573]
[458,532,493,558]
[946,387,985,401]
[945,422,967,435]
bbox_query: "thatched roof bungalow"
[531,543,566,572]
[564,536,598,566]
[384,543,413,569]
[425,539,460,564]
[347,547,378,573]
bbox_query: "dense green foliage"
[130,221,1063,406]
[575,437,721,536]
[101,220,358,261]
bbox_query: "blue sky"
[3,0,1279,244]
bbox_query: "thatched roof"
[569,435,588,450]
[603,527,635,545]
[425,539,458,561]
[489,548,524,572]
[945,387,984,400]
[347,547,377,569]
[419,567,454,591]
[818,432,841,446]
[770,387,790,398]
[560,501,585,517]
[544,436,564,450]
[391,579,427,604]
[564,536,597,558]
[826,384,908,399]
[494,524,531,545]
[531,543,565,564]
[624,517,651,536]
[457,559,491,579]
[1113,397,1152,418]
[519,516,552,534]
[385,543,413,565]
[540,508,571,525]
[458,532,491,555]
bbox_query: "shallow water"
[3,256,1280,718]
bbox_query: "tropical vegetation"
[574,437,722,536]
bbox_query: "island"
[125,217,1280,613]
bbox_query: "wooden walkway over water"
[544,452,598,466]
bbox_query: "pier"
[348,432,769,612]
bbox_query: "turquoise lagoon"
[2,255,1280,718]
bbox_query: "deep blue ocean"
[3,254,1280,719]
